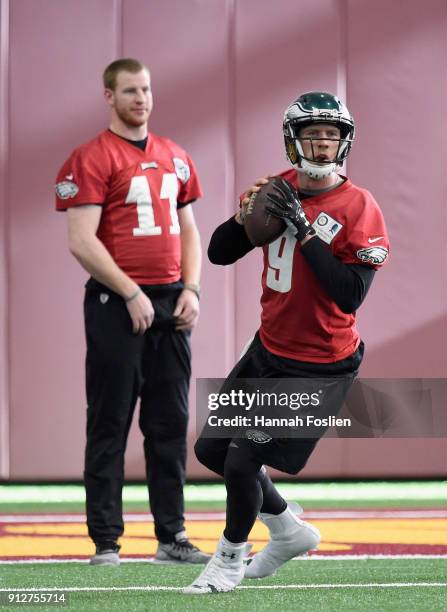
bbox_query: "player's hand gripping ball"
[243,178,288,246]
[266,178,316,242]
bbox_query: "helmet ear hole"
[285,137,298,164]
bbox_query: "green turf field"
[1,481,446,610]
[1,480,446,513]
[1,559,446,611]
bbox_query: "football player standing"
[185,92,389,593]
[55,58,210,566]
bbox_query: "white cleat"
[245,503,320,579]
[183,536,248,594]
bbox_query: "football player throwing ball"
[185,92,389,594]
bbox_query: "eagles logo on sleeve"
[55,179,79,199]
[356,245,389,265]
[173,157,190,184]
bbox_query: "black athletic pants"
[83,279,191,544]
[195,333,363,542]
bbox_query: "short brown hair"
[102,58,148,90]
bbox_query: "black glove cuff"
[295,226,316,242]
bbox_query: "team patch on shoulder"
[173,157,190,184]
[312,212,343,244]
[246,429,272,444]
[356,245,388,265]
[55,180,79,199]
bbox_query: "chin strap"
[293,137,339,180]
[296,159,337,180]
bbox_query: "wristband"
[296,226,316,242]
[238,208,247,224]
[183,283,201,300]
[124,289,141,303]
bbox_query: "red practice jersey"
[257,169,389,363]
[55,130,202,284]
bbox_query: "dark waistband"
[85,277,184,296]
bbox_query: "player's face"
[106,69,153,128]
[299,123,341,163]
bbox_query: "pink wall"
[0,0,9,478]
[0,0,446,480]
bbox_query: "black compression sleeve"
[208,216,255,265]
[301,237,375,313]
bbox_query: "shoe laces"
[96,541,120,554]
[197,557,240,590]
[196,556,230,587]
[171,538,198,553]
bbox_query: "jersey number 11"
[125,174,180,236]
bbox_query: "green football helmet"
[283,91,355,179]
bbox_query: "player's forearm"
[301,238,375,313]
[69,235,138,299]
[180,223,202,285]
[208,216,254,265]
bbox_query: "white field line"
[0,583,446,592]
[1,554,447,564]
[1,509,447,523]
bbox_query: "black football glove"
[266,178,316,242]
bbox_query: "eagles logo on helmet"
[283,91,355,180]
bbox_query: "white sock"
[221,535,246,548]
[216,535,247,563]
